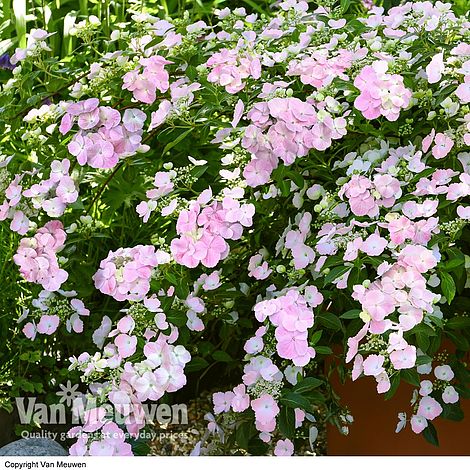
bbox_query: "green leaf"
[310,330,322,345]
[280,392,312,412]
[340,0,351,13]
[278,406,295,439]
[416,355,432,366]
[446,316,470,330]
[416,332,430,352]
[162,128,193,154]
[278,179,290,197]
[324,265,350,286]
[316,312,342,331]
[401,369,420,387]
[384,373,401,400]
[422,422,439,447]
[166,310,187,327]
[292,377,323,395]
[441,403,464,422]
[446,331,470,351]
[286,170,304,189]
[131,439,150,456]
[442,248,465,271]
[186,357,209,372]
[315,346,333,355]
[212,350,233,362]
[236,421,254,451]
[340,309,361,319]
[440,271,456,304]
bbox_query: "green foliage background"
[0,0,469,448]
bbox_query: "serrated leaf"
[278,406,295,439]
[340,309,361,319]
[212,350,232,362]
[423,422,439,447]
[186,357,209,372]
[292,377,323,394]
[280,392,311,412]
[324,265,350,286]
[316,312,342,331]
[440,271,456,304]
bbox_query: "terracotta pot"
[327,373,470,455]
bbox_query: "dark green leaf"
[441,403,464,422]
[316,312,343,331]
[292,377,323,394]
[340,309,361,319]
[440,271,456,304]
[278,406,295,439]
[280,392,311,412]
[422,422,439,447]
[212,350,233,362]
[324,265,350,286]
[186,357,209,372]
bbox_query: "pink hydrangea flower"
[362,354,385,377]
[432,133,454,159]
[274,438,294,456]
[354,61,411,121]
[251,394,280,424]
[390,345,416,370]
[213,391,235,414]
[231,384,250,412]
[93,245,169,301]
[434,365,454,381]
[411,415,428,434]
[442,385,459,404]
[417,396,443,420]
[123,55,171,104]
[13,221,68,292]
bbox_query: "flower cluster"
[69,306,191,444]
[60,99,146,169]
[254,288,322,366]
[0,159,78,234]
[396,364,460,434]
[93,246,170,301]
[354,61,412,121]
[170,190,255,268]
[69,421,133,456]
[13,221,68,291]
[242,97,346,187]
[20,289,90,340]
[123,55,171,104]
[206,48,261,94]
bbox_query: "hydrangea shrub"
[1,0,470,456]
